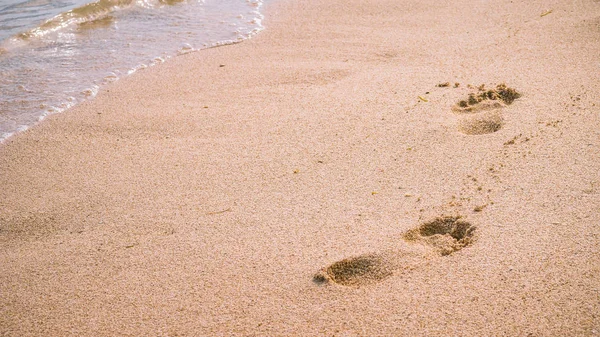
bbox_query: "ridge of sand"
[1,0,600,335]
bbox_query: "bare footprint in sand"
[452,83,521,114]
[312,253,395,286]
[452,84,521,135]
[313,216,476,287]
[402,216,476,256]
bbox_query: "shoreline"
[1,0,600,335]
[0,0,265,143]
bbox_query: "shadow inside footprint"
[458,112,504,135]
[403,216,476,256]
[314,253,393,287]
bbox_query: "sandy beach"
[2,0,600,335]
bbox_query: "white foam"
[177,43,194,55]
[81,85,100,97]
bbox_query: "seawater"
[0,0,264,142]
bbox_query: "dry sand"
[2,0,600,335]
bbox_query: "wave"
[0,0,264,143]
[16,0,190,39]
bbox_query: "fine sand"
[2,0,600,335]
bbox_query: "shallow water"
[0,0,264,141]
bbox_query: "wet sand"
[2,0,600,335]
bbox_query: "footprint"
[451,83,521,135]
[452,100,505,114]
[313,253,394,287]
[453,83,521,113]
[313,216,476,287]
[402,216,476,256]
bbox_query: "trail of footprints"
[313,216,476,287]
[451,83,521,135]
[312,84,521,287]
